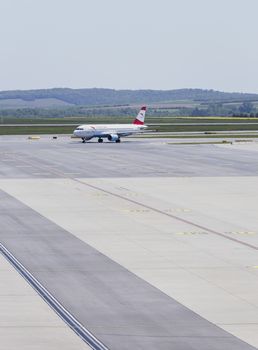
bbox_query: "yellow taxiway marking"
[165,208,191,213]
[28,136,40,140]
[175,231,208,235]
[123,193,139,197]
[122,209,150,213]
[227,231,257,235]
[121,208,191,214]
[91,193,109,197]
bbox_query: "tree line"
[0,102,257,120]
[0,88,257,106]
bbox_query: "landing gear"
[82,138,86,143]
[115,138,121,143]
[98,138,103,143]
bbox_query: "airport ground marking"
[165,208,191,213]
[122,209,150,213]
[63,172,81,176]
[73,179,258,251]
[0,243,109,350]
[227,231,257,236]
[175,231,208,235]
[32,173,52,176]
[14,153,258,251]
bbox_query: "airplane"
[73,106,147,143]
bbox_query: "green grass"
[1,116,258,125]
[1,116,258,135]
[0,126,74,135]
[152,124,258,132]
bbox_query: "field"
[1,116,258,136]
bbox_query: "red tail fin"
[133,106,146,125]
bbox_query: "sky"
[0,0,258,92]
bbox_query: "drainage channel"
[0,242,109,350]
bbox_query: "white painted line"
[33,173,52,176]
[0,243,109,350]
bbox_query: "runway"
[1,135,258,349]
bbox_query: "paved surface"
[0,249,88,350]
[1,190,254,350]
[0,135,258,178]
[1,135,258,350]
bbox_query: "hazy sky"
[0,0,258,92]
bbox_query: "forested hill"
[0,88,257,107]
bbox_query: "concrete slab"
[0,255,89,350]
[1,175,258,348]
[0,189,256,350]
[1,136,258,349]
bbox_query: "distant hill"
[0,88,258,109]
[1,88,258,118]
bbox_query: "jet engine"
[107,134,119,142]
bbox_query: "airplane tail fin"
[133,106,146,125]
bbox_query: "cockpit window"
[76,127,84,130]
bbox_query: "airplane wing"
[98,130,132,137]
[98,130,116,137]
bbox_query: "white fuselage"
[73,123,147,141]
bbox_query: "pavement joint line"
[14,154,258,251]
[0,243,109,350]
[74,179,258,252]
